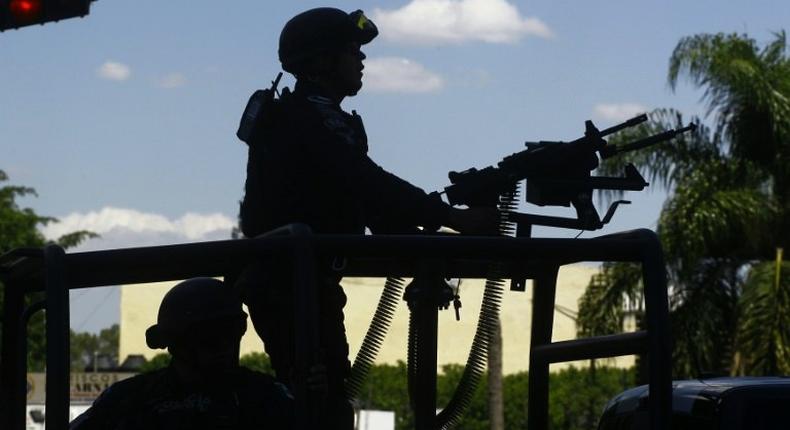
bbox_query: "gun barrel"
[601,123,696,159]
[599,113,648,137]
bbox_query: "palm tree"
[668,31,790,254]
[577,31,790,378]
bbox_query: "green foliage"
[134,354,632,428]
[139,351,274,375]
[355,361,413,429]
[0,170,97,255]
[57,230,99,249]
[658,159,775,269]
[599,108,775,266]
[734,261,790,375]
[669,260,740,378]
[579,31,790,379]
[70,324,119,371]
[668,31,790,250]
[577,262,643,338]
[437,363,488,429]
[668,32,790,170]
[139,352,172,373]
[239,351,274,374]
[597,108,722,196]
[0,171,50,254]
[27,312,46,372]
[0,169,98,371]
[352,361,633,430]
[662,32,790,376]
[501,370,530,428]
[549,366,635,430]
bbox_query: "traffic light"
[0,0,92,32]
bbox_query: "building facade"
[119,264,635,375]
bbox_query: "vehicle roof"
[601,377,790,417]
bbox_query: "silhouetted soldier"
[236,7,497,429]
[70,278,294,430]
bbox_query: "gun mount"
[444,114,696,232]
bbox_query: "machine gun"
[443,114,695,232]
[413,116,696,429]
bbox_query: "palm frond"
[577,262,643,337]
[668,32,790,172]
[657,158,775,268]
[669,259,741,378]
[734,261,790,375]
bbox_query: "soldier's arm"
[305,134,451,231]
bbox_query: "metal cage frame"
[0,225,671,430]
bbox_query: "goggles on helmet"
[349,10,378,44]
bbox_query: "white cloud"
[158,72,187,88]
[41,207,236,251]
[363,57,444,93]
[372,0,553,45]
[96,61,131,81]
[593,103,648,122]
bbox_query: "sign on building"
[27,372,136,404]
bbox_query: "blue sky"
[3,0,788,332]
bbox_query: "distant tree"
[343,359,634,430]
[501,371,530,429]
[238,351,273,374]
[70,331,97,370]
[437,363,488,430]
[70,324,119,371]
[0,169,97,371]
[355,361,412,430]
[0,170,97,256]
[97,324,119,359]
[139,351,273,375]
[139,353,172,373]
[548,366,635,430]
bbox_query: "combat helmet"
[145,278,247,349]
[279,7,378,73]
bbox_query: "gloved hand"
[446,207,501,236]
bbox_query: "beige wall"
[119,264,634,375]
